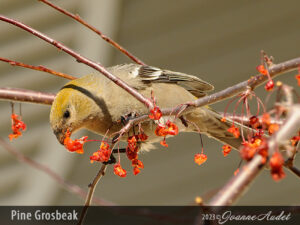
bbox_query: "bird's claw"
[120,112,138,126]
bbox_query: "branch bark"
[0,88,55,105]
[0,57,76,80]
[224,113,284,126]
[77,164,107,225]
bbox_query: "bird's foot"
[120,112,139,126]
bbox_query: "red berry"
[249,116,260,129]
[265,80,274,91]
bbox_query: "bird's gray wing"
[107,64,214,97]
[138,65,214,97]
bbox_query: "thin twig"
[287,165,300,178]
[39,0,145,65]
[224,113,284,126]
[0,15,153,109]
[0,88,55,105]
[0,57,77,80]
[268,105,300,156]
[208,105,300,206]
[77,164,107,225]
[0,137,114,205]
[285,142,300,178]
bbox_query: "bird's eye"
[63,110,70,119]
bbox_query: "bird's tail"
[185,107,251,150]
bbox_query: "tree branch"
[0,88,55,105]
[268,105,300,157]
[0,57,76,80]
[0,15,154,109]
[77,164,107,225]
[208,104,300,206]
[224,113,284,126]
[39,0,145,65]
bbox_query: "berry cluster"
[8,113,26,140]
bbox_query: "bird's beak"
[53,129,65,145]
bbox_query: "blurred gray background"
[0,0,299,205]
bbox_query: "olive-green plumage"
[50,64,244,151]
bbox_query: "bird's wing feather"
[138,65,214,97]
[108,64,214,97]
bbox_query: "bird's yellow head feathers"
[50,76,101,144]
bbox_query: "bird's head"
[50,78,96,145]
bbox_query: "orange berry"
[63,133,88,154]
[138,133,148,141]
[114,163,127,178]
[256,65,268,75]
[268,123,279,135]
[262,113,271,126]
[160,139,168,147]
[133,167,140,175]
[9,113,26,141]
[89,143,112,163]
[222,145,232,157]
[149,106,162,120]
[295,74,300,86]
[228,125,240,138]
[249,116,260,129]
[234,168,240,176]
[269,152,285,181]
[194,153,207,166]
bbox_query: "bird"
[50,63,245,152]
